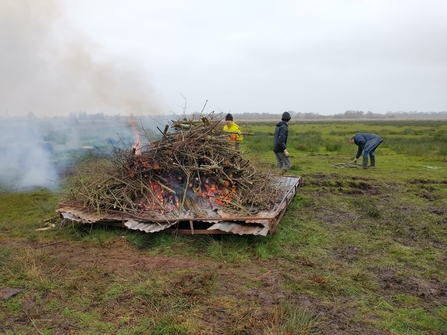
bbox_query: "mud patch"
[407,178,447,185]
[375,267,447,303]
[303,173,382,196]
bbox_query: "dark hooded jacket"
[273,121,289,153]
[353,133,383,158]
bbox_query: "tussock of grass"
[264,301,320,334]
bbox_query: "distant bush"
[293,131,323,154]
[247,132,273,153]
[325,142,342,152]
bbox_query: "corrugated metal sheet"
[57,176,301,236]
[124,219,178,232]
[207,222,270,236]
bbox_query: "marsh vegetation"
[1,119,447,334]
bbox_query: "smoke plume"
[0,0,168,191]
[0,0,164,118]
[0,118,59,191]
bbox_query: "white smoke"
[0,0,169,191]
[0,118,59,191]
[0,0,165,118]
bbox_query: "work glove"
[353,158,357,164]
[284,149,290,157]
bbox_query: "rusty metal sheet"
[59,210,105,224]
[57,176,301,235]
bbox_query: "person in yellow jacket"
[222,113,243,151]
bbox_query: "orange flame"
[129,118,140,155]
[136,172,237,213]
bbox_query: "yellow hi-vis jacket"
[222,122,243,143]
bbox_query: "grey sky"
[1,0,446,117]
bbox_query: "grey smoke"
[0,0,164,118]
[0,0,168,191]
[0,118,59,191]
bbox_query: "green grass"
[1,120,447,334]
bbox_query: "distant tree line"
[235,110,447,120]
[3,110,446,122]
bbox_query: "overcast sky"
[1,0,446,118]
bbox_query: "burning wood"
[62,112,281,220]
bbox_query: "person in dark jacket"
[350,133,383,169]
[273,112,292,175]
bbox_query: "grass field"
[1,120,447,334]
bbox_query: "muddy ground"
[2,239,393,334]
[2,173,447,334]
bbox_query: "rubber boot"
[362,157,368,169]
[369,156,376,168]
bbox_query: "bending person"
[350,133,383,169]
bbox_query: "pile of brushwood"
[62,113,281,218]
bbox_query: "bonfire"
[62,112,281,220]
